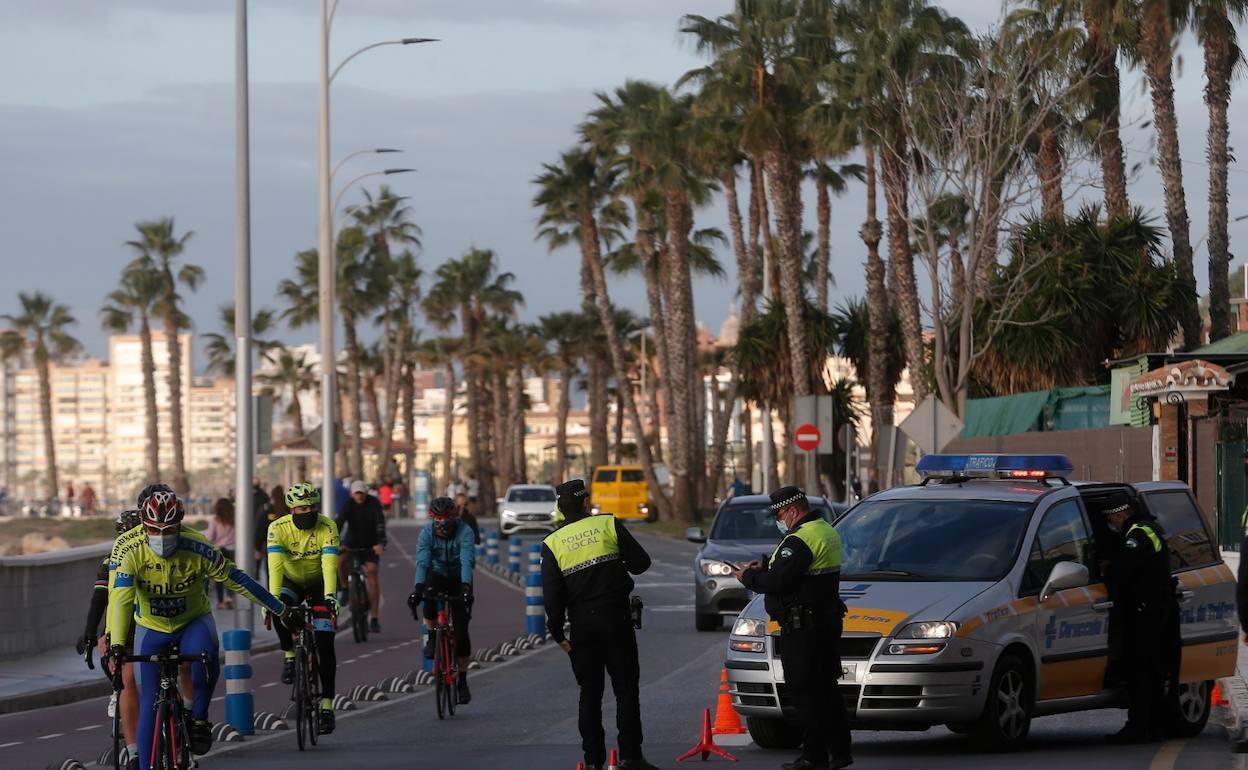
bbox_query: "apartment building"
[14,358,110,500]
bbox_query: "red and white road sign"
[794,423,821,452]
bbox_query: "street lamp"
[318,0,435,520]
[331,147,402,181]
[332,168,415,219]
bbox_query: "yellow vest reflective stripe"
[1126,522,1162,553]
[768,518,842,575]
[544,515,619,576]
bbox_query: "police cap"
[769,486,806,513]
[1096,491,1134,517]
[556,479,588,499]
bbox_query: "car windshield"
[508,488,556,503]
[709,503,835,542]
[839,498,1032,581]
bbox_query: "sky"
[1,0,1245,372]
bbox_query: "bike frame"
[117,647,211,770]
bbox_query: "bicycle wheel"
[172,705,190,770]
[307,646,320,746]
[294,649,307,751]
[351,577,368,643]
[433,628,446,720]
[442,629,456,718]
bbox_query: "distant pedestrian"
[466,475,480,505]
[379,480,395,516]
[207,498,237,609]
[80,483,98,516]
[66,480,75,505]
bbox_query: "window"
[595,470,617,483]
[1142,490,1219,570]
[1022,500,1093,594]
[620,469,645,483]
[709,502,836,542]
[507,487,556,503]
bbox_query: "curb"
[1219,671,1248,748]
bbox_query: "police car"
[724,454,1238,750]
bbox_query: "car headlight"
[699,559,733,577]
[591,504,601,515]
[894,621,959,639]
[731,617,767,637]
[501,509,516,518]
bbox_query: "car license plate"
[840,663,856,681]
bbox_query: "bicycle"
[424,589,459,720]
[112,645,212,770]
[87,639,124,770]
[285,604,328,751]
[342,548,371,643]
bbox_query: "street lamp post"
[317,0,434,519]
[233,0,255,631]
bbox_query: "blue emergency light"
[915,454,1073,479]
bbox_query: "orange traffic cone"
[575,764,585,770]
[712,669,746,735]
[607,749,620,770]
[677,708,739,763]
[1214,682,1229,706]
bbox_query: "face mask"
[1107,519,1123,534]
[775,518,790,535]
[149,532,179,558]
[434,519,459,539]
[293,511,317,531]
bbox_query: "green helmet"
[285,482,321,511]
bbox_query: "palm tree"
[373,251,422,479]
[1194,0,1248,341]
[1,292,79,500]
[259,346,318,477]
[540,311,590,484]
[1076,0,1133,219]
[201,303,280,377]
[415,336,462,494]
[100,265,163,482]
[126,217,201,493]
[534,148,677,521]
[809,161,864,311]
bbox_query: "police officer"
[541,479,660,770]
[1100,492,1179,744]
[734,486,851,770]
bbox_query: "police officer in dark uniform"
[541,479,660,770]
[734,486,851,770]
[1099,492,1179,743]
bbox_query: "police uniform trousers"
[1118,603,1180,736]
[568,600,643,765]
[780,606,852,763]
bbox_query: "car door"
[1135,484,1238,683]
[1023,499,1110,701]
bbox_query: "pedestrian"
[733,486,852,770]
[80,482,98,516]
[540,478,659,770]
[379,479,394,516]
[206,498,237,609]
[1098,492,1180,743]
[466,474,480,509]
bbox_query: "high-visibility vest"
[769,517,842,575]
[1126,521,1163,554]
[543,514,619,576]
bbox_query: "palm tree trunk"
[511,371,526,483]
[402,361,415,448]
[612,387,624,464]
[477,371,497,516]
[555,361,571,483]
[880,136,927,401]
[764,150,813,398]
[741,405,754,488]
[365,373,382,475]
[342,313,365,479]
[492,370,511,486]
[376,317,408,480]
[581,207,673,522]
[747,160,762,324]
[1084,13,1130,220]
[645,359,663,462]
[661,191,697,522]
[1204,12,1233,342]
[724,171,757,325]
[588,353,609,468]
[442,361,455,493]
[862,144,893,490]
[36,340,57,501]
[758,165,781,303]
[162,308,189,493]
[1038,126,1064,221]
[1140,5,1201,349]
[692,369,707,511]
[140,315,160,481]
[816,169,832,312]
[642,252,674,459]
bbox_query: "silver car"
[498,484,558,537]
[725,454,1237,751]
[687,495,844,632]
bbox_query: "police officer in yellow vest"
[1100,492,1179,744]
[541,479,659,770]
[734,486,852,770]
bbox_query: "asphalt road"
[4,527,1239,770]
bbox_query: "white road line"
[37,733,64,740]
[342,659,356,665]
[76,725,102,731]
[212,696,224,703]
[0,742,23,748]
[633,582,689,588]
[261,682,278,688]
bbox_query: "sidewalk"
[0,602,280,715]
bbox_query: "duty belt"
[806,567,840,576]
[561,552,621,576]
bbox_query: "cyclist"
[268,482,341,734]
[108,490,288,770]
[337,480,387,633]
[408,496,475,704]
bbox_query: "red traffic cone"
[607,749,620,770]
[677,707,738,763]
[575,764,585,770]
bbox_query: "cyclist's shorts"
[279,578,336,633]
[344,549,380,565]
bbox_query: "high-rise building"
[0,351,17,494]
[187,377,236,480]
[14,357,110,501]
[107,331,192,490]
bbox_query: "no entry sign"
[794,423,821,453]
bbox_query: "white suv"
[498,484,559,537]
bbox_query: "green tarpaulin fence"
[960,386,1111,439]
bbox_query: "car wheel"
[745,716,803,749]
[1164,680,1212,738]
[969,653,1032,752]
[695,612,723,632]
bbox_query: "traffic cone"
[575,763,585,770]
[607,749,620,770]
[676,708,738,763]
[712,669,746,735]
[1214,682,1229,706]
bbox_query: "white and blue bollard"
[486,530,499,567]
[528,543,542,574]
[508,538,522,575]
[525,573,545,640]
[222,629,255,735]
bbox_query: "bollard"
[525,573,546,640]
[508,537,522,575]
[222,629,255,735]
[486,530,499,566]
[528,543,542,574]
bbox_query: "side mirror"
[1040,561,1089,603]
[496,498,505,507]
[685,527,706,544]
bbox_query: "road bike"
[425,589,459,720]
[114,646,212,770]
[342,548,371,643]
[286,603,331,750]
[87,637,125,770]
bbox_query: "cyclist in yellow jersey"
[108,490,287,770]
[268,482,341,733]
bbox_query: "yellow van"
[590,465,652,521]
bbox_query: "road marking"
[212,696,223,703]
[633,582,689,588]
[261,682,278,688]
[37,733,63,740]
[1148,739,1188,770]
[342,659,356,665]
[76,725,102,731]
[0,742,22,748]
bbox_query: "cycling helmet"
[140,489,184,528]
[285,482,321,511]
[115,509,141,535]
[429,496,459,538]
[137,483,174,509]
